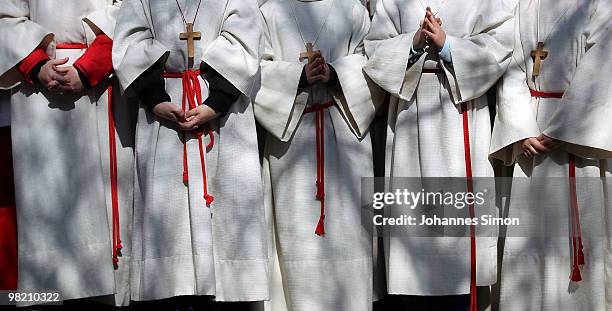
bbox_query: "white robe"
[255,0,376,310]
[0,0,133,305]
[364,0,514,296]
[490,0,612,310]
[112,0,268,302]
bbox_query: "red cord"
[304,102,334,236]
[162,70,214,207]
[529,90,583,281]
[569,155,584,281]
[461,102,477,311]
[107,84,122,269]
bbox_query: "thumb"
[172,106,186,122]
[50,57,69,66]
[186,107,200,119]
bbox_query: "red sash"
[529,89,564,99]
[55,43,88,50]
[303,101,334,236]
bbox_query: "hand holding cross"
[300,42,321,63]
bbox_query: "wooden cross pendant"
[530,42,548,78]
[299,42,320,62]
[180,22,202,67]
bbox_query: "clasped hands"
[304,52,332,85]
[153,102,218,132]
[37,57,85,94]
[413,7,446,51]
[521,135,560,158]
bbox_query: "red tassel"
[570,266,582,282]
[204,194,214,206]
[315,215,325,236]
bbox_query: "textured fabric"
[363,0,514,296]
[17,48,49,84]
[543,29,612,159]
[113,0,268,302]
[0,127,17,290]
[0,0,133,306]
[490,1,612,310]
[74,34,114,87]
[256,1,377,310]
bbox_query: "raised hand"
[422,8,446,50]
[179,105,218,131]
[153,102,187,124]
[53,65,85,93]
[317,55,331,84]
[37,57,68,91]
[305,52,327,85]
[414,15,429,50]
[415,8,443,50]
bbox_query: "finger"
[172,109,186,122]
[173,112,186,123]
[51,72,66,82]
[425,18,437,31]
[53,66,71,74]
[47,80,60,89]
[532,140,550,153]
[309,54,322,65]
[436,17,442,26]
[311,66,323,76]
[164,113,178,123]
[312,75,326,81]
[422,29,435,38]
[179,118,199,131]
[427,13,438,25]
[423,19,434,31]
[185,107,200,119]
[50,57,69,66]
[527,145,539,156]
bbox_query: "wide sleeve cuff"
[17,48,49,84]
[330,54,376,139]
[73,34,113,87]
[201,63,241,117]
[254,60,305,142]
[363,33,414,99]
